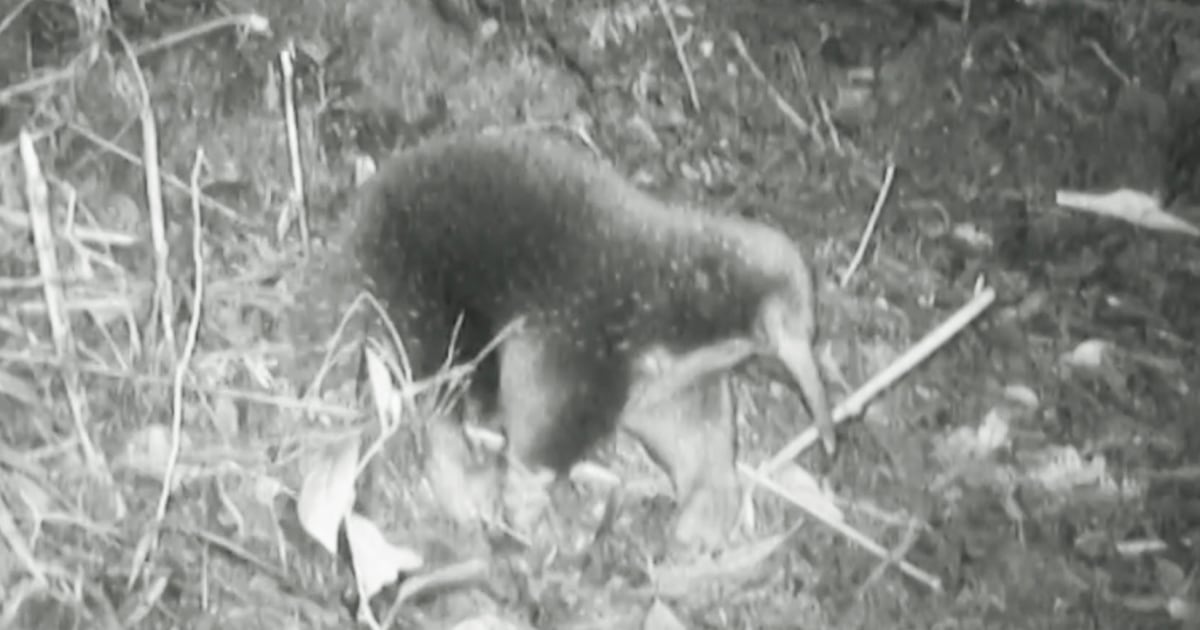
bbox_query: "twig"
[817,98,843,154]
[63,122,252,227]
[135,13,271,58]
[0,273,87,290]
[786,44,826,153]
[854,517,924,598]
[18,130,103,471]
[153,150,207,522]
[0,0,35,39]
[278,42,310,254]
[739,464,942,591]
[112,30,175,358]
[764,285,997,470]
[654,0,700,114]
[0,13,270,103]
[839,163,896,287]
[729,31,810,137]
[0,494,48,587]
[380,558,490,628]
[1085,38,1131,86]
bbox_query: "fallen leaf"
[975,407,1012,453]
[1167,596,1200,622]
[296,35,332,65]
[643,599,687,630]
[1062,339,1113,369]
[1156,557,1188,593]
[1055,188,1200,237]
[114,424,191,485]
[297,435,361,555]
[252,475,285,506]
[344,512,424,601]
[449,614,528,630]
[210,396,239,441]
[365,347,401,430]
[1002,384,1040,409]
[354,156,376,186]
[951,223,993,250]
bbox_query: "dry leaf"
[210,396,239,441]
[252,476,285,506]
[296,36,332,65]
[365,347,401,430]
[297,435,361,555]
[1002,384,1039,409]
[643,599,687,630]
[354,155,377,186]
[114,424,191,485]
[1156,557,1188,594]
[1061,338,1113,370]
[449,614,528,630]
[1055,188,1200,237]
[344,512,424,601]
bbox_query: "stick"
[729,31,811,136]
[278,42,310,254]
[840,163,896,287]
[654,0,700,114]
[154,151,207,522]
[738,463,942,591]
[763,285,997,471]
[0,0,35,39]
[380,558,490,628]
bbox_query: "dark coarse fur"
[339,130,825,474]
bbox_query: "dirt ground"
[2,0,1200,628]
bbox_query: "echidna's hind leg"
[622,363,741,553]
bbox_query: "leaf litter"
[2,0,1199,628]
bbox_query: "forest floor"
[2,0,1200,628]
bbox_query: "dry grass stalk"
[18,130,103,472]
[654,0,700,114]
[153,151,208,523]
[729,31,812,137]
[0,0,36,39]
[279,43,311,254]
[840,163,897,287]
[112,30,175,358]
